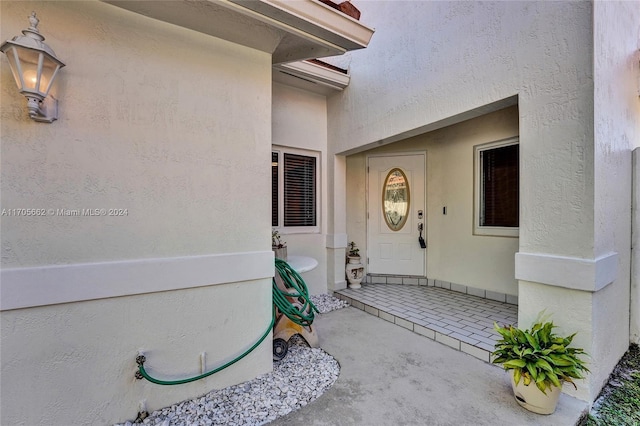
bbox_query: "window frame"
[272,146,320,235]
[473,137,519,237]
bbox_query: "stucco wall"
[1,281,272,425]
[327,0,637,403]
[1,2,271,266]
[272,82,328,295]
[331,0,595,257]
[1,1,273,424]
[589,0,640,395]
[346,106,519,295]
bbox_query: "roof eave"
[102,0,375,64]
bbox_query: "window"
[272,148,319,231]
[474,138,519,237]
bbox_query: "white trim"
[473,137,519,237]
[272,146,321,233]
[273,60,350,92]
[228,0,376,50]
[326,233,348,249]
[515,251,618,292]
[103,0,375,65]
[1,251,274,311]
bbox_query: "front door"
[367,154,426,276]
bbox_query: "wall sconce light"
[1,12,65,123]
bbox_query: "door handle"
[418,223,426,249]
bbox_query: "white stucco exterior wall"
[588,0,640,396]
[1,2,272,266]
[272,83,328,295]
[1,2,273,424]
[346,107,520,296]
[327,0,638,402]
[1,281,272,425]
[331,0,595,258]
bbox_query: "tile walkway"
[334,283,518,363]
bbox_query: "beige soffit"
[102,0,375,64]
[274,59,350,94]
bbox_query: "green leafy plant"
[492,313,589,394]
[348,241,360,257]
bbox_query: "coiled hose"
[272,258,319,326]
[135,258,317,385]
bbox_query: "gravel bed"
[310,293,349,313]
[118,294,348,426]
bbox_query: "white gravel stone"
[116,295,348,426]
[310,293,349,314]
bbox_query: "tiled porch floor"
[334,283,518,363]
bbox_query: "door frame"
[366,151,428,276]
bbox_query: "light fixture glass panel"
[382,168,410,231]
[5,46,23,88]
[16,48,41,92]
[39,54,59,96]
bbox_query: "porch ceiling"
[101,0,375,64]
[337,96,519,156]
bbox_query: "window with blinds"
[284,153,316,227]
[272,149,318,229]
[480,144,519,227]
[474,138,519,237]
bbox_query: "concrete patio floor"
[270,306,588,426]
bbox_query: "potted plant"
[272,229,287,261]
[347,241,360,259]
[345,241,364,288]
[492,313,589,415]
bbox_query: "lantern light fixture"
[0,11,65,123]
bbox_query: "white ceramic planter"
[345,256,364,288]
[510,373,561,415]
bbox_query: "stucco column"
[326,154,348,291]
[514,0,640,396]
[514,70,601,401]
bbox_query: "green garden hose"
[136,310,275,386]
[272,258,319,327]
[135,258,317,385]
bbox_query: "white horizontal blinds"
[284,153,316,227]
[272,152,279,227]
[481,144,519,227]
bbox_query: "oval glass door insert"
[382,168,410,231]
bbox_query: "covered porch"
[334,279,517,364]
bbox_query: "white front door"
[367,154,426,276]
